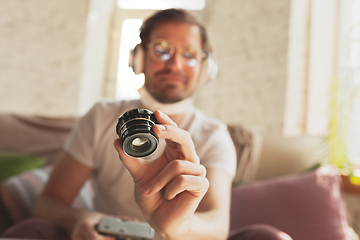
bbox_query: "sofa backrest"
[0,113,79,165]
[227,125,264,183]
[0,113,263,182]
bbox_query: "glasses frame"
[146,39,206,67]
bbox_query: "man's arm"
[178,167,233,240]
[114,110,233,240]
[32,152,111,239]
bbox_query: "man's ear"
[129,44,145,75]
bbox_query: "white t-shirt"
[64,99,236,222]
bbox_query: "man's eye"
[155,45,170,54]
[183,51,196,59]
[183,47,197,59]
[153,44,171,60]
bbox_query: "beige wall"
[0,0,88,116]
[194,0,291,136]
[0,0,291,136]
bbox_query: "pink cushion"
[230,165,355,240]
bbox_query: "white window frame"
[284,0,340,136]
[78,0,115,115]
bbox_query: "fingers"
[114,139,143,178]
[152,123,199,164]
[164,174,209,200]
[153,110,177,127]
[153,110,199,164]
[72,220,115,240]
[141,160,209,199]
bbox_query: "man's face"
[143,22,204,103]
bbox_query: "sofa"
[0,112,358,240]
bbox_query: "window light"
[117,0,205,10]
[116,19,144,100]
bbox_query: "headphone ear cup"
[129,44,145,75]
[198,52,218,87]
[206,53,218,81]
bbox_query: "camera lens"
[116,109,159,158]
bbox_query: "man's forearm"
[159,209,229,240]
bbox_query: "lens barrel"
[116,109,159,158]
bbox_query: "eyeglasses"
[147,39,205,67]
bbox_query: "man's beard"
[147,70,190,103]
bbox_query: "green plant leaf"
[0,152,45,182]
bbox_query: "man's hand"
[71,211,138,240]
[114,110,210,238]
[71,212,113,240]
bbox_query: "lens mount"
[116,109,159,158]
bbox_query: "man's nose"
[165,50,184,70]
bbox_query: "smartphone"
[96,216,155,240]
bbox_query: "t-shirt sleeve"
[198,124,237,178]
[63,104,99,167]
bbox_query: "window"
[283,0,339,136]
[338,0,360,167]
[117,0,205,10]
[116,19,144,100]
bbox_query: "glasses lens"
[148,40,202,67]
[182,46,199,67]
[182,46,197,59]
[152,41,171,61]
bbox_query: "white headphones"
[128,43,218,87]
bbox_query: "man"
[1,8,292,240]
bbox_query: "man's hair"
[139,8,210,56]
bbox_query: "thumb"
[114,139,143,178]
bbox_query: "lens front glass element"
[123,132,158,158]
[131,137,150,151]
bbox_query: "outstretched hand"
[114,110,209,237]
